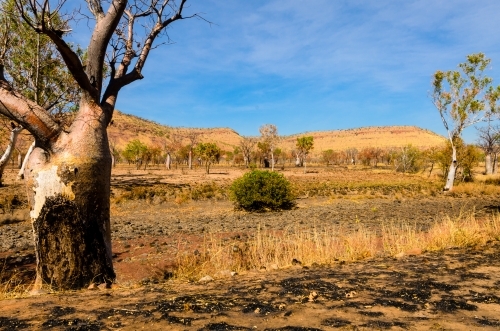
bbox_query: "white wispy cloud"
[107,0,500,138]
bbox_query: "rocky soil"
[1,241,500,330]
[1,167,500,330]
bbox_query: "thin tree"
[476,113,500,175]
[259,124,279,171]
[0,0,205,291]
[431,53,498,191]
[0,122,22,185]
[186,131,201,170]
[240,136,257,168]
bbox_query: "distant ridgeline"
[0,111,445,155]
[280,126,446,152]
[106,111,446,153]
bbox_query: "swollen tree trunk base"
[33,195,115,289]
[25,103,115,291]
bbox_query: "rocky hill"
[281,126,446,152]
[107,110,241,151]
[0,111,446,155]
[108,111,446,153]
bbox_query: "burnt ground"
[1,242,500,330]
[1,167,500,330]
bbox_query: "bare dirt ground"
[1,165,500,330]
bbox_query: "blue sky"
[80,1,500,141]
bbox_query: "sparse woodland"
[0,0,500,328]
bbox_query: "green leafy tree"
[296,136,314,173]
[432,53,499,191]
[195,142,221,174]
[123,139,148,170]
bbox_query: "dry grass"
[450,181,500,196]
[173,213,500,281]
[2,212,499,298]
[0,263,33,300]
[112,182,229,204]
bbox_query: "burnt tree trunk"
[25,102,114,290]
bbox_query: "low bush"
[229,170,294,211]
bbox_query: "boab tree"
[432,53,498,191]
[0,0,203,291]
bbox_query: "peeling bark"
[25,102,114,290]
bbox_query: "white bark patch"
[31,165,75,219]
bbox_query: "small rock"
[345,291,357,298]
[230,271,237,277]
[308,291,318,302]
[199,275,214,283]
[268,263,279,270]
[395,252,405,258]
[254,307,261,314]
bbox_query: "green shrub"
[229,170,295,211]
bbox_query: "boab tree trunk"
[24,101,114,290]
[0,0,199,291]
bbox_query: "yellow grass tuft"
[450,181,500,196]
[173,213,500,281]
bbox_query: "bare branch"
[0,88,61,147]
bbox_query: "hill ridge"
[108,110,446,152]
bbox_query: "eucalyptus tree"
[195,142,221,174]
[432,53,498,191]
[0,0,78,183]
[0,0,203,291]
